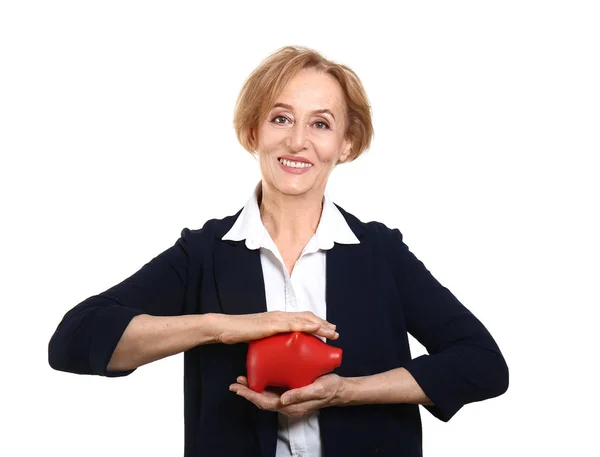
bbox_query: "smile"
[278,158,313,169]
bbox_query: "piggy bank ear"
[288,332,302,346]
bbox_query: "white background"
[1,1,598,456]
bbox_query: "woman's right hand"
[210,311,339,345]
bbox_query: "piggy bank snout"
[328,347,342,368]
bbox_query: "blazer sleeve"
[48,227,193,378]
[383,226,509,422]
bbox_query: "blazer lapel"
[213,238,268,316]
[325,240,373,374]
[212,236,278,457]
[320,211,374,456]
[325,207,372,377]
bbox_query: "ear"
[248,126,258,152]
[337,136,353,164]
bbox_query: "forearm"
[107,313,221,372]
[339,367,434,407]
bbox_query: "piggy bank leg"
[248,373,268,393]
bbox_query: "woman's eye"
[271,115,289,125]
[315,121,330,130]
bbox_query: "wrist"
[336,376,359,406]
[198,313,225,345]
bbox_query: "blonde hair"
[233,45,373,162]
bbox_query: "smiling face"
[253,68,352,198]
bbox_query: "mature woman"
[49,45,509,457]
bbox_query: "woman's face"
[254,68,352,198]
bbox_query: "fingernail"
[334,332,339,338]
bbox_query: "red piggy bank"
[246,332,343,392]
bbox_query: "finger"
[230,383,279,401]
[229,382,245,393]
[302,312,336,330]
[284,323,338,340]
[280,399,326,417]
[320,329,340,340]
[297,322,320,332]
[302,315,338,338]
[311,325,339,340]
[232,385,281,410]
[236,376,249,386]
[289,318,337,339]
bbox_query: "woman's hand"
[211,311,338,345]
[229,374,346,417]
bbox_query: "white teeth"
[279,158,312,168]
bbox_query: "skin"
[229,68,433,416]
[253,67,353,199]
[107,312,338,372]
[251,68,353,275]
[107,68,432,415]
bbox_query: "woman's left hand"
[230,374,346,417]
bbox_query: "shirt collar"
[221,182,360,250]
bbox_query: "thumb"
[280,391,294,405]
[281,387,308,405]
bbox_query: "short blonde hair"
[233,45,373,162]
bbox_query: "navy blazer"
[49,205,509,457]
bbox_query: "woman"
[48,45,509,457]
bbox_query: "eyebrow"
[271,103,336,121]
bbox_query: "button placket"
[285,275,298,311]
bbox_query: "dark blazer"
[48,205,509,457]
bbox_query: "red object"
[246,332,343,392]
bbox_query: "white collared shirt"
[222,182,360,457]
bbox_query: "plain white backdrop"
[1,1,598,455]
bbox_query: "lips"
[277,155,313,165]
[277,157,313,174]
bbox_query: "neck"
[258,181,324,243]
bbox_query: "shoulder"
[335,206,421,278]
[334,204,405,245]
[176,208,243,252]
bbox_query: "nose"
[286,123,309,152]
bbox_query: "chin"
[277,185,309,196]
[273,179,314,197]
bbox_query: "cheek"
[257,153,270,170]
[315,139,346,165]
[257,123,287,149]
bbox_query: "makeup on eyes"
[269,113,331,130]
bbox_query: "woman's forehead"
[270,70,346,114]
